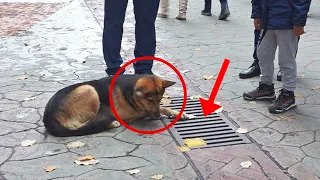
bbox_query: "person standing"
[102,0,160,76]
[201,0,230,20]
[243,0,311,113]
[158,0,188,21]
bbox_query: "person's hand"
[293,25,305,36]
[254,18,261,30]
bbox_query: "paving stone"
[0,99,20,111]
[249,128,283,146]
[0,84,24,93]
[22,92,55,108]
[279,145,306,162]
[279,131,314,147]
[130,144,170,164]
[302,157,320,178]
[302,142,320,159]
[306,94,320,105]
[262,146,299,168]
[198,160,226,179]
[0,129,44,147]
[0,120,37,136]
[0,107,40,123]
[288,163,320,180]
[207,170,249,180]
[133,164,174,180]
[316,130,320,141]
[76,169,136,180]
[98,156,153,170]
[237,169,269,180]
[220,157,260,174]
[0,147,13,165]
[69,137,136,158]
[295,104,320,119]
[22,81,65,92]
[10,143,68,161]
[173,163,198,180]
[268,115,320,133]
[4,90,41,101]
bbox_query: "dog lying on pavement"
[43,74,190,137]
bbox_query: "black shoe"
[268,89,296,114]
[201,10,212,16]
[243,82,276,100]
[218,8,230,20]
[239,61,261,79]
[277,70,282,81]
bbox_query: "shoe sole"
[201,12,212,16]
[239,73,261,79]
[243,94,276,101]
[219,13,230,20]
[269,103,297,114]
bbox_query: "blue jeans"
[102,0,160,75]
[204,0,228,11]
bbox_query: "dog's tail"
[43,110,116,137]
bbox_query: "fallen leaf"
[202,75,214,80]
[21,140,36,147]
[185,113,196,119]
[23,97,36,101]
[181,70,190,74]
[45,149,61,155]
[77,155,95,161]
[275,116,294,121]
[297,74,305,78]
[160,98,172,105]
[240,161,252,168]
[74,159,99,166]
[195,48,202,51]
[184,138,207,148]
[214,106,223,113]
[295,94,304,98]
[249,101,256,104]
[127,169,140,175]
[67,141,85,149]
[311,86,320,90]
[45,166,56,172]
[151,174,164,180]
[236,128,248,134]
[16,75,28,80]
[177,146,190,152]
[162,93,170,99]
[190,95,203,100]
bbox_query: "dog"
[43,74,189,137]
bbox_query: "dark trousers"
[253,29,261,62]
[102,0,160,75]
[204,0,228,11]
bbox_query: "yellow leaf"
[16,75,28,80]
[151,174,164,180]
[297,74,305,78]
[21,140,36,147]
[45,166,56,172]
[77,155,95,161]
[249,101,256,104]
[162,93,170,99]
[236,128,248,134]
[190,95,203,100]
[127,169,140,175]
[160,98,172,105]
[311,86,320,90]
[194,48,202,51]
[214,106,223,113]
[74,159,99,166]
[177,146,190,152]
[67,141,85,149]
[275,116,294,121]
[240,161,252,168]
[295,94,304,98]
[202,75,214,80]
[184,138,207,148]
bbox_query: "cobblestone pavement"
[1,0,320,179]
[86,0,320,179]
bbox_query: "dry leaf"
[295,94,304,98]
[162,93,170,99]
[190,95,203,100]
[127,169,140,175]
[74,159,99,166]
[236,128,248,134]
[185,113,196,119]
[297,74,305,78]
[214,106,223,113]
[249,101,256,104]
[177,146,190,152]
[16,75,28,80]
[45,166,56,172]
[275,116,294,121]
[184,138,207,148]
[77,155,95,161]
[21,140,36,147]
[151,174,164,180]
[67,141,85,149]
[160,98,172,105]
[202,75,214,80]
[23,97,36,101]
[311,86,320,90]
[240,161,252,168]
[181,70,190,74]
[195,48,202,51]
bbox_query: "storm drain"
[161,96,250,149]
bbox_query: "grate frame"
[161,96,250,149]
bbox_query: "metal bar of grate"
[162,96,250,149]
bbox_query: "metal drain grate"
[162,96,250,149]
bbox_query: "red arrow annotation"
[200,58,230,116]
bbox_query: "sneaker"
[243,82,276,100]
[277,70,282,81]
[175,15,186,21]
[239,60,261,79]
[268,89,296,114]
[158,13,168,18]
[218,8,230,20]
[201,10,212,16]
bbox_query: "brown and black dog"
[43,74,188,137]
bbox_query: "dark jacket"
[251,0,311,30]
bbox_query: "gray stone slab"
[76,169,136,180]
[295,104,320,119]
[262,146,299,168]
[0,129,44,147]
[0,147,13,165]
[0,120,37,136]
[302,142,320,159]
[279,131,314,147]
[302,157,320,178]
[22,92,55,108]
[4,90,41,102]
[249,128,283,146]
[288,163,320,180]
[268,115,320,133]
[0,107,40,124]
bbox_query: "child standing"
[243,0,311,114]
[201,0,230,20]
[158,0,188,21]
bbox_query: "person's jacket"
[251,0,311,30]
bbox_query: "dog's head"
[133,75,175,118]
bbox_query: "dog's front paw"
[168,112,196,120]
[109,121,121,128]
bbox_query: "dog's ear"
[162,80,176,89]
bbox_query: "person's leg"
[201,0,212,16]
[239,29,261,78]
[218,0,230,20]
[133,0,160,74]
[175,0,188,21]
[243,30,278,100]
[102,0,128,76]
[268,30,299,113]
[158,0,169,18]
